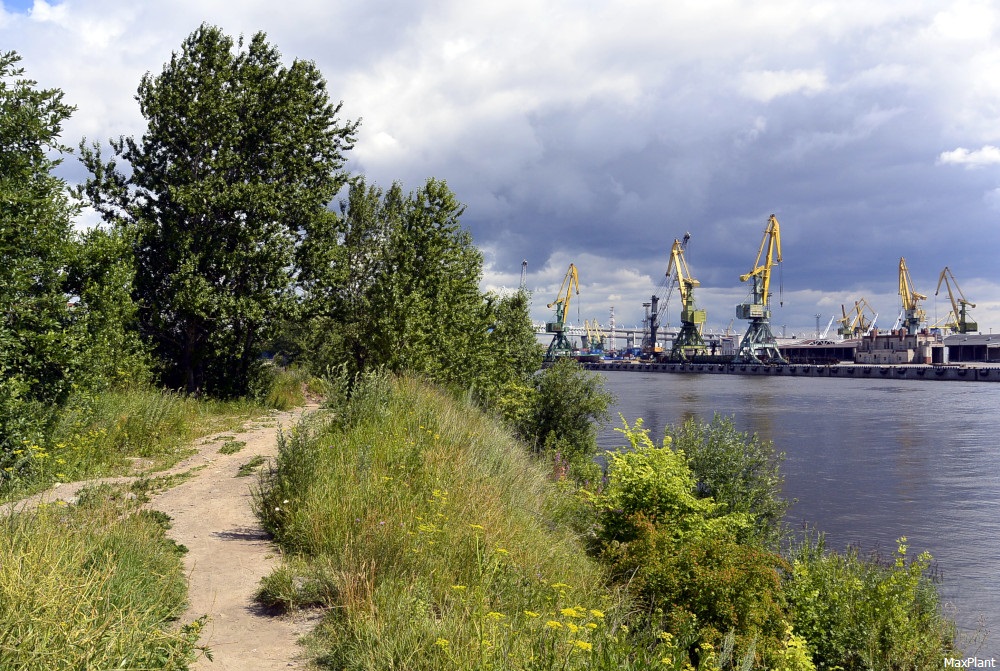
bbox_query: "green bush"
[784,534,957,670]
[667,414,787,546]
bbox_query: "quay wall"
[581,361,1000,382]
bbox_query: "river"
[596,370,999,656]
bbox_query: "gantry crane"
[898,257,927,335]
[665,234,707,360]
[935,266,978,334]
[545,263,580,360]
[735,214,786,363]
[837,298,879,338]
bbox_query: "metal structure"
[545,263,580,360]
[665,234,707,360]
[837,298,879,338]
[641,295,664,358]
[935,266,978,334]
[735,214,786,363]
[898,257,927,335]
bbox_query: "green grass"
[1,385,264,503]
[219,440,247,455]
[0,492,207,669]
[237,455,266,477]
[253,374,686,670]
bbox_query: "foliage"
[254,374,683,670]
[0,494,207,669]
[515,358,614,472]
[2,383,261,501]
[0,51,81,465]
[80,24,359,396]
[66,225,151,390]
[667,414,788,546]
[784,533,958,670]
[295,177,542,405]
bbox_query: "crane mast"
[837,298,878,338]
[545,263,580,360]
[935,266,978,334]
[898,257,927,335]
[735,214,786,363]
[666,234,707,360]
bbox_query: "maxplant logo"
[944,658,997,668]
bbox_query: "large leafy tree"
[81,24,358,396]
[297,177,541,398]
[0,51,80,456]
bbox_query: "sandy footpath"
[2,403,323,670]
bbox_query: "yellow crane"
[935,266,978,334]
[665,234,707,360]
[545,263,580,360]
[898,257,926,335]
[837,298,879,338]
[735,214,786,363]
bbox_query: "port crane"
[837,298,878,338]
[735,214,786,363]
[665,234,707,360]
[934,266,978,334]
[545,263,580,360]
[898,257,927,335]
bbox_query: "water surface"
[596,371,999,655]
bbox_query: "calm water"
[596,371,1000,655]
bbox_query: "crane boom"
[735,214,786,364]
[898,257,926,335]
[665,235,707,360]
[934,266,978,333]
[545,264,580,360]
[739,214,782,308]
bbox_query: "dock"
[580,360,1000,382]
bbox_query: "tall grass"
[0,490,205,670]
[254,374,692,670]
[1,384,262,502]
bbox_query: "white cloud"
[938,145,1000,168]
[739,69,829,102]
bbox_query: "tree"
[518,358,614,467]
[296,176,537,400]
[80,24,358,396]
[0,51,80,464]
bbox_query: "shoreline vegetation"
[1,25,975,669]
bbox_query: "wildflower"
[586,623,598,629]
[566,622,581,634]
[451,585,467,591]
[560,607,583,618]
[495,547,509,555]
[550,582,571,589]
[486,612,505,621]
[434,638,449,649]
[545,620,563,629]
[524,610,540,618]
[469,524,485,530]
[589,609,605,619]
[573,640,593,652]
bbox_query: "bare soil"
[3,403,323,670]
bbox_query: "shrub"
[667,414,788,546]
[784,533,958,669]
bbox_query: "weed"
[237,455,266,477]
[219,440,247,455]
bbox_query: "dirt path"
[2,404,323,670]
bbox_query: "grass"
[219,440,247,455]
[253,374,686,670]
[0,490,207,670]
[1,385,263,503]
[237,455,266,477]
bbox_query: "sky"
[4,0,1000,337]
